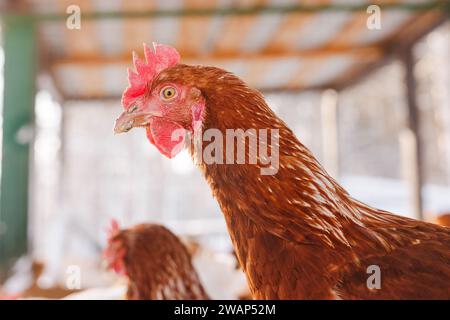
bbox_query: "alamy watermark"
[66,265,81,290]
[366,265,381,290]
[171,126,280,176]
[367,5,382,30]
[66,5,81,30]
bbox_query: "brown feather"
[152,65,450,299]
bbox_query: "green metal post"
[0,17,36,277]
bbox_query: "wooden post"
[401,46,424,220]
[321,89,340,179]
[0,17,36,275]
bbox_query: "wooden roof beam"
[50,45,384,67]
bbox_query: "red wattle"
[146,118,186,158]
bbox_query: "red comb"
[107,218,120,241]
[122,42,180,109]
[104,219,128,276]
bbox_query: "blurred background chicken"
[104,220,209,300]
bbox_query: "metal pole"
[0,17,36,276]
[401,46,424,220]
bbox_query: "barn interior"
[0,0,449,299]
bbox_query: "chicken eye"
[160,86,177,101]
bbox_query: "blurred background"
[0,0,449,299]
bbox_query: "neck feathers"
[185,68,369,249]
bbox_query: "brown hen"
[114,44,450,299]
[104,220,209,300]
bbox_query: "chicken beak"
[115,99,164,134]
[114,110,162,134]
[114,112,135,134]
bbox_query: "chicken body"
[159,66,450,299]
[106,223,209,300]
[115,46,450,299]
